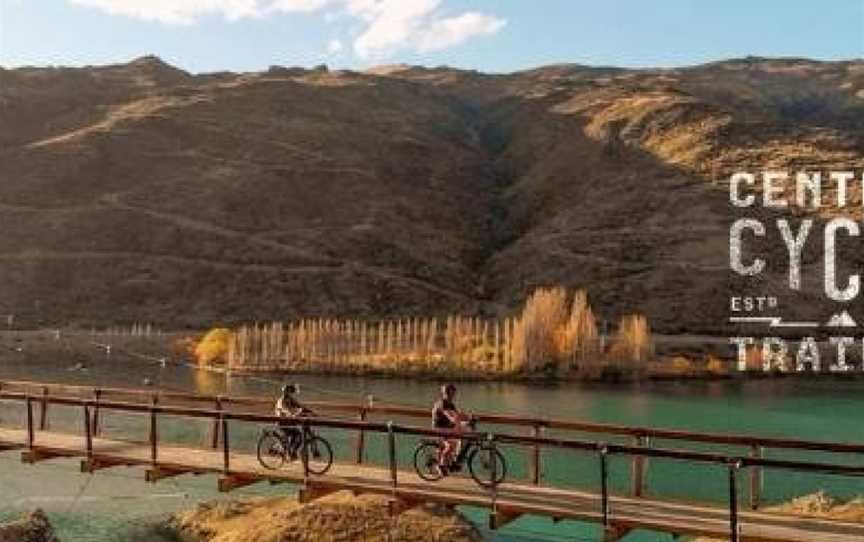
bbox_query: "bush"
[195,328,233,366]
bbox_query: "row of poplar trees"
[225,288,651,375]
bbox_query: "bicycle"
[413,416,507,488]
[257,422,333,475]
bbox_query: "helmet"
[282,383,299,395]
[441,383,456,397]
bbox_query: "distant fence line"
[91,323,162,338]
[1,323,163,337]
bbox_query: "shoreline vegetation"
[4,286,864,382]
[192,286,827,381]
[199,283,864,380]
[202,287,679,381]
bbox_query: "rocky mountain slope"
[1,56,862,332]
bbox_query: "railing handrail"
[2,390,864,478]
[2,379,864,455]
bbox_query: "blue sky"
[1,0,862,73]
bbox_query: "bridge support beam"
[602,524,631,542]
[218,474,261,492]
[146,466,196,482]
[21,448,77,464]
[81,457,137,473]
[489,507,522,530]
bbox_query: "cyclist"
[431,383,465,474]
[275,383,311,458]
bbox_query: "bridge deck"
[1,428,863,542]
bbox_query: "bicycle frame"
[450,436,479,467]
[271,422,313,451]
[441,418,483,468]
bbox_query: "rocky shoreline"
[0,510,60,542]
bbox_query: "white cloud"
[351,0,438,59]
[326,38,343,54]
[416,11,506,53]
[65,0,505,58]
[347,0,506,59]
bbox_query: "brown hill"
[1,56,862,332]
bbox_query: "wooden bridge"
[1,380,864,541]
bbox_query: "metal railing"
[2,378,864,508]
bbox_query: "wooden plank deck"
[2,427,863,541]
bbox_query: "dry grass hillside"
[1,56,862,332]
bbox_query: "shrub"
[195,328,233,366]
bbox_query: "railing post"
[39,386,48,431]
[529,422,542,485]
[92,388,102,436]
[210,396,223,449]
[149,400,158,466]
[599,444,610,528]
[749,445,763,510]
[387,421,398,490]
[729,460,741,542]
[221,414,230,474]
[631,434,648,497]
[355,406,367,464]
[488,432,499,492]
[25,395,34,449]
[84,403,93,459]
[487,432,501,523]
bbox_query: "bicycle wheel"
[257,430,287,470]
[305,435,333,475]
[468,446,507,488]
[413,441,445,482]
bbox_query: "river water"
[1,351,863,541]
